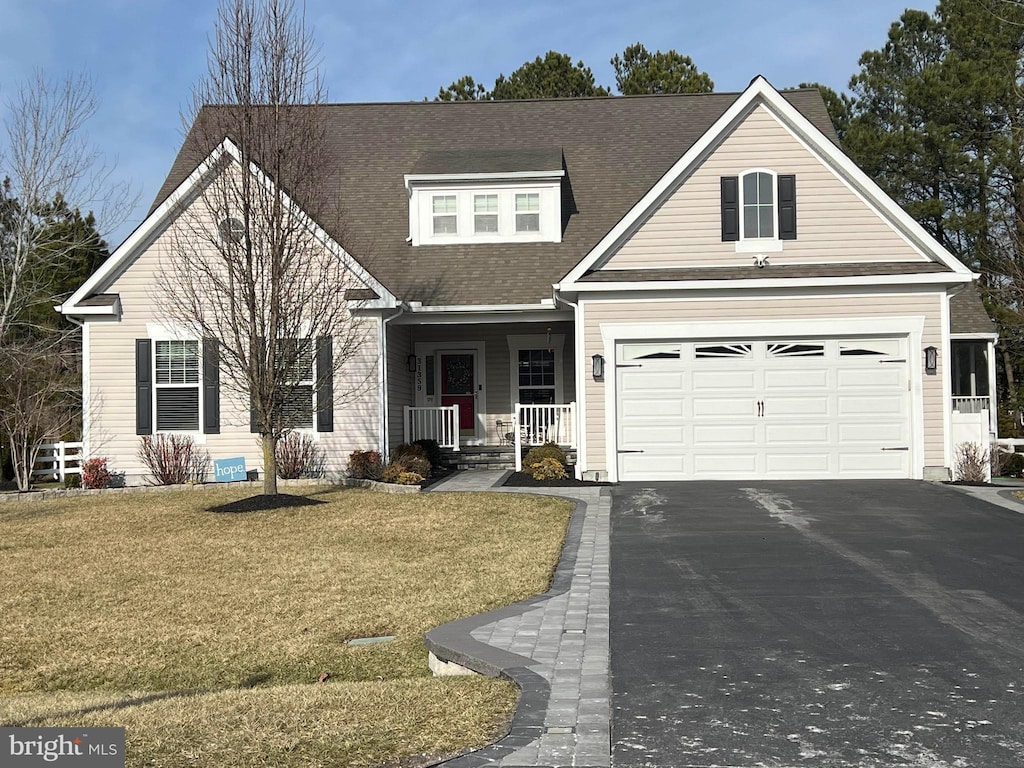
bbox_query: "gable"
[600,103,928,272]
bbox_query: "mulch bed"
[502,472,612,488]
[208,494,327,513]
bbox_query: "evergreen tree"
[611,43,713,95]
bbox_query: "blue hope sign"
[214,457,247,482]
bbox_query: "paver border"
[424,490,589,767]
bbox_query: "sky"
[0,0,926,249]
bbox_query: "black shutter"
[721,176,739,241]
[202,339,220,434]
[778,174,797,240]
[135,339,152,435]
[316,336,334,432]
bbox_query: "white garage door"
[616,337,912,480]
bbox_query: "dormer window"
[405,147,565,246]
[474,194,499,233]
[515,193,541,233]
[432,195,458,235]
[721,170,797,252]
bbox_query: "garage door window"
[695,343,752,359]
[767,342,824,358]
[839,339,902,356]
[620,343,681,361]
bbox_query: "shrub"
[412,438,443,475]
[137,435,210,486]
[996,450,1024,478]
[397,471,425,485]
[276,432,325,479]
[81,457,111,489]
[388,443,432,479]
[523,441,567,470]
[526,457,568,481]
[347,450,383,480]
[954,441,988,483]
[64,473,82,489]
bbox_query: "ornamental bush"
[81,457,111,489]
[526,457,568,481]
[347,450,383,480]
[138,435,210,486]
[412,438,443,476]
[523,442,567,472]
[388,443,432,479]
[276,432,325,479]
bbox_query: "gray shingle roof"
[409,147,563,176]
[150,89,842,306]
[950,284,995,335]
[579,263,951,282]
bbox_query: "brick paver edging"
[424,495,588,768]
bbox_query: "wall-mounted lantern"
[592,353,605,380]
[407,354,417,373]
[924,346,938,375]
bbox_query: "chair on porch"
[495,419,515,446]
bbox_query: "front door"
[440,352,476,436]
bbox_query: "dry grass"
[0,486,572,767]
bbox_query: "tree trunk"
[261,433,278,495]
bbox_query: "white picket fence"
[403,405,461,450]
[32,441,84,482]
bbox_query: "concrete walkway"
[425,470,611,768]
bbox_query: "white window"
[276,338,315,429]
[515,193,541,232]
[155,340,200,431]
[432,195,457,235]
[518,349,556,404]
[474,194,499,233]
[741,171,774,239]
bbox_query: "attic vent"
[218,217,245,243]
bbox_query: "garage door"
[616,337,912,480]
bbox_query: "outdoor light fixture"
[924,346,938,374]
[407,354,417,373]
[592,353,605,380]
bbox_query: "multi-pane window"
[742,171,774,239]
[432,195,458,235]
[276,339,315,429]
[518,348,555,404]
[515,193,541,232]
[474,194,499,233]
[155,340,200,431]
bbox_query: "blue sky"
[0,0,923,248]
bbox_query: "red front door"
[440,353,476,434]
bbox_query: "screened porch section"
[951,339,997,431]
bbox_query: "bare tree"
[0,73,131,488]
[158,0,371,495]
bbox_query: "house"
[59,76,996,484]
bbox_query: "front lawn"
[0,486,572,767]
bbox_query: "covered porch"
[386,314,578,466]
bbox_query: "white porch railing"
[32,441,83,482]
[514,402,576,472]
[952,396,991,414]
[403,405,460,451]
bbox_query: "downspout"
[554,288,585,480]
[380,304,406,458]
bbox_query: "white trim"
[596,257,929,271]
[392,307,572,326]
[412,340,486,444]
[598,316,927,483]
[575,298,587,479]
[410,183,561,246]
[150,337,206,442]
[61,137,397,316]
[564,271,974,294]
[950,332,999,340]
[378,314,388,456]
[560,76,973,288]
[506,333,566,409]
[81,322,91,460]
[404,169,565,188]
[941,294,952,472]
[988,339,998,435]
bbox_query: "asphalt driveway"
[610,481,1024,767]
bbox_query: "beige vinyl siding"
[604,104,926,270]
[85,201,381,483]
[409,321,575,440]
[386,323,414,450]
[581,291,945,474]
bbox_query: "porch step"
[439,446,577,472]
